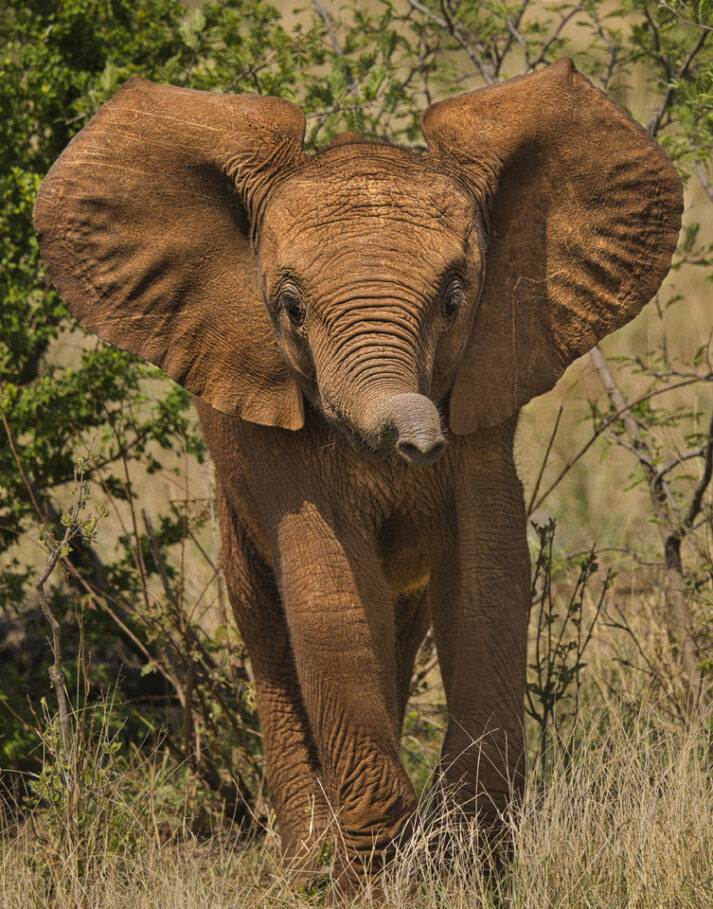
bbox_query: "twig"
[313,0,342,55]
[142,511,254,749]
[313,0,358,95]
[2,415,93,758]
[695,161,713,204]
[588,345,711,710]
[647,26,709,137]
[530,373,708,513]
[36,536,73,761]
[684,407,713,529]
[604,602,688,724]
[35,466,92,761]
[526,402,563,516]
[143,511,179,610]
[661,2,713,32]
[564,545,662,568]
[205,458,227,628]
[655,448,708,482]
[2,413,48,523]
[159,726,257,828]
[408,0,495,84]
[526,0,586,72]
[501,0,532,65]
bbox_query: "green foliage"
[526,520,612,783]
[1,0,712,837]
[21,693,215,902]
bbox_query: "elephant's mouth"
[323,412,392,462]
[321,393,448,467]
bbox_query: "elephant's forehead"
[264,145,475,265]
[276,146,471,225]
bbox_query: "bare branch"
[498,0,532,71]
[564,545,662,568]
[143,511,180,610]
[34,465,93,761]
[695,161,713,204]
[530,373,707,513]
[313,0,342,55]
[526,402,563,516]
[36,531,73,761]
[313,0,357,94]
[604,602,688,724]
[205,458,227,627]
[587,5,629,92]
[647,26,709,137]
[654,447,708,482]
[684,407,713,528]
[408,0,496,84]
[526,0,586,72]
[2,412,49,524]
[588,345,711,710]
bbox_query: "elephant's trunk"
[312,303,447,466]
[365,392,447,467]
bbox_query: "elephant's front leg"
[218,493,329,865]
[430,429,531,828]
[274,500,417,872]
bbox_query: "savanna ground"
[1,0,713,905]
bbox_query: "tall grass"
[2,573,712,909]
[2,690,711,907]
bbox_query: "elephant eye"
[441,277,465,329]
[279,288,306,328]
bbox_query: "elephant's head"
[34,60,682,465]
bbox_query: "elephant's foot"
[322,808,416,901]
[280,816,335,891]
[282,829,388,904]
[418,771,518,893]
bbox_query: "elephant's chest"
[377,516,431,600]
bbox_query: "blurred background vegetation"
[1,0,712,905]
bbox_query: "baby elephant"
[34,59,682,879]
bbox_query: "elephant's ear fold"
[34,77,306,429]
[422,58,683,434]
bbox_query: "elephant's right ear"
[33,77,306,429]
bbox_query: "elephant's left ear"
[422,58,683,434]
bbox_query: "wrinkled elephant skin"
[34,58,682,878]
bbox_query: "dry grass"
[511,708,713,908]
[2,658,711,908]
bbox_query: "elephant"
[33,58,682,880]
